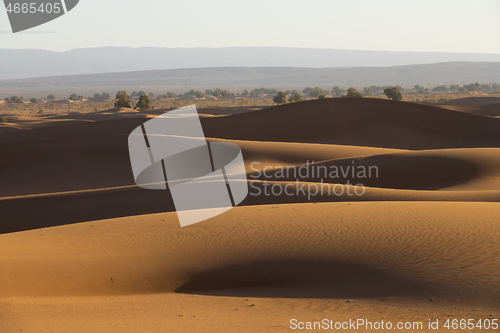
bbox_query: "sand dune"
[202,98,500,149]
[2,201,500,301]
[1,203,499,332]
[433,97,500,106]
[435,103,500,117]
[1,98,499,332]
[2,135,500,234]
[430,97,500,116]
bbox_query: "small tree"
[47,94,56,100]
[273,91,287,105]
[311,87,318,96]
[432,85,448,92]
[166,92,177,98]
[9,96,24,103]
[292,92,302,102]
[209,88,232,98]
[345,88,364,98]
[30,97,37,103]
[136,94,151,110]
[303,86,325,97]
[464,83,481,92]
[114,91,132,108]
[69,93,79,101]
[331,86,344,95]
[383,87,403,101]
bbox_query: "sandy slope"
[1,203,499,332]
[430,97,500,117]
[1,98,499,332]
[432,97,500,106]
[436,103,500,117]
[201,98,500,149]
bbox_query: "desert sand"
[1,98,499,332]
[431,97,500,117]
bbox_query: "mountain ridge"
[1,62,499,98]
[1,46,500,80]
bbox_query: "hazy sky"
[0,0,499,53]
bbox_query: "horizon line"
[1,46,500,56]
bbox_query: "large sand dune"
[1,98,499,332]
[428,97,500,117]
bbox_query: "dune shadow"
[247,154,479,191]
[0,186,176,234]
[176,260,423,299]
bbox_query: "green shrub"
[292,92,302,102]
[136,94,151,110]
[273,91,287,105]
[345,88,364,98]
[383,87,403,101]
[114,91,132,108]
[69,93,79,101]
[303,86,325,97]
[331,86,344,95]
[9,96,24,103]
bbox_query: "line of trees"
[4,96,24,103]
[414,83,500,93]
[91,92,111,101]
[249,87,278,96]
[272,85,407,104]
[271,81,500,104]
[4,82,499,106]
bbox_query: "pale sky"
[0,0,499,53]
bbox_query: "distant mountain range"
[0,62,499,98]
[1,47,500,80]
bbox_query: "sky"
[0,0,499,53]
